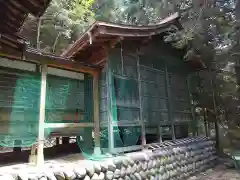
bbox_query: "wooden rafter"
[0,0,51,52]
[9,0,28,14]
[81,37,121,66]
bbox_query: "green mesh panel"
[110,75,141,149]
[44,72,94,158]
[45,75,85,124]
[45,74,87,138]
[0,68,40,147]
[101,50,141,153]
[76,74,94,157]
[99,47,194,152]
[140,65,168,125]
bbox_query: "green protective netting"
[99,50,142,155]
[109,73,141,151]
[44,73,95,158]
[76,74,95,159]
[0,68,41,147]
[45,74,86,125]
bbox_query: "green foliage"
[94,0,177,25]
[21,0,183,54]
[21,0,95,54]
[21,0,238,63]
[165,0,236,66]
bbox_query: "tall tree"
[20,0,95,54]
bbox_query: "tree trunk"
[36,18,42,50]
[203,108,209,136]
[236,0,240,22]
[52,32,61,53]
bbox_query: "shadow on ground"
[187,158,240,180]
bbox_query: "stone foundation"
[0,137,217,180]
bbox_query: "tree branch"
[52,32,61,53]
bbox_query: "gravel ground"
[188,160,240,180]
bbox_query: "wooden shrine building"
[61,13,204,154]
[0,2,205,166]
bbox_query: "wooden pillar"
[209,68,220,151]
[187,74,197,136]
[158,126,162,143]
[29,144,37,163]
[137,58,146,147]
[203,108,209,137]
[36,64,47,166]
[107,63,114,153]
[93,72,101,154]
[164,62,175,141]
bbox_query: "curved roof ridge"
[61,12,181,62]
[94,12,179,29]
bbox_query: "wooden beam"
[62,31,99,58]
[47,63,97,76]
[18,0,40,16]
[87,37,121,65]
[27,52,99,75]
[0,19,20,32]
[0,49,99,76]
[1,33,22,44]
[44,123,93,128]
[9,0,28,14]
[0,9,25,25]
[98,27,174,38]
[0,38,21,50]
[0,24,18,34]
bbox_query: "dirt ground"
[187,160,240,180]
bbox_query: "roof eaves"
[61,13,180,58]
[96,12,179,30]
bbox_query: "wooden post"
[29,144,37,164]
[158,126,162,143]
[107,63,114,153]
[203,108,209,137]
[36,64,47,166]
[187,74,197,136]
[209,68,220,151]
[137,57,146,147]
[93,72,101,154]
[164,62,175,141]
